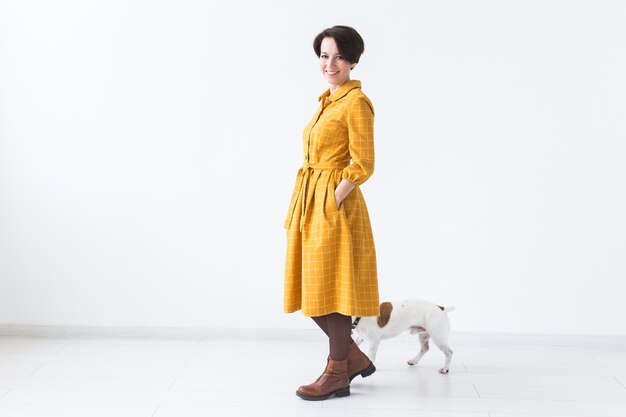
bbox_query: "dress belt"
[295,160,350,233]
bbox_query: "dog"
[351,299,455,374]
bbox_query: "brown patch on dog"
[377,302,393,328]
[437,305,445,311]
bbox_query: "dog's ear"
[377,302,393,328]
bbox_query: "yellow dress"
[283,79,380,317]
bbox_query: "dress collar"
[318,79,362,103]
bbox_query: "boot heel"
[361,362,376,378]
[335,386,350,397]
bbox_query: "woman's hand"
[334,179,356,209]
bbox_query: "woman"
[283,25,380,401]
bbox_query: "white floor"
[1,329,626,417]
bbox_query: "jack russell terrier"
[351,299,456,374]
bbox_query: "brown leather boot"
[347,341,376,382]
[296,357,350,401]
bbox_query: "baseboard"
[0,324,321,340]
[1,324,625,350]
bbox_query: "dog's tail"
[443,305,456,313]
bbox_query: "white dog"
[351,299,455,374]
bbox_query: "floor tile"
[475,383,626,402]
[0,403,157,417]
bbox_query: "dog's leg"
[367,338,381,363]
[354,335,365,345]
[429,334,453,374]
[407,331,430,366]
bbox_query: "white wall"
[1,0,624,335]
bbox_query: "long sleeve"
[341,95,375,186]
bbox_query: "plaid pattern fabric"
[283,79,380,317]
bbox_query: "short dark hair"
[313,25,365,65]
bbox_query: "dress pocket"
[331,188,340,212]
[325,178,340,216]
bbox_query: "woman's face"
[319,36,354,90]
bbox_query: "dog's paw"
[439,367,449,374]
[407,360,417,366]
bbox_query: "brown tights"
[311,313,354,361]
